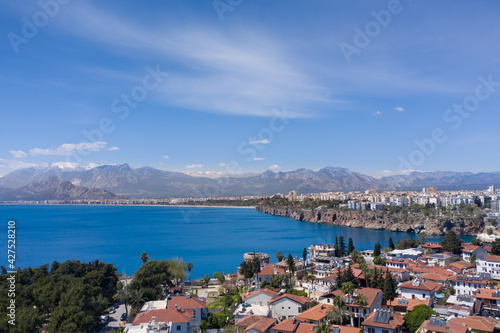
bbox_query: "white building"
[399,280,440,300]
[476,256,500,280]
[269,294,311,320]
[449,275,489,296]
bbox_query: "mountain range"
[1,163,499,200]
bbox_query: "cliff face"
[256,205,483,235]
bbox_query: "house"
[448,317,497,333]
[269,294,311,320]
[416,316,467,333]
[427,254,452,267]
[474,288,500,317]
[236,316,276,333]
[461,245,488,262]
[384,297,429,315]
[399,280,441,300]
[361,309,404,333]
[385,258,410,270]
[420,314,499,333]
[421,243,443,253]
[476,256,500,279]
[166,295,207,329]
[271,319,359,333]
[256,266,286,285]
[333,288,384,326]
[421,273,449,285]
[432,305,471,319]
[128,308,194,333]
[242,289,278,306]
[295,303,333,324]
[448,275,489,296]
[447,262,474,275]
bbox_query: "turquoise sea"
[0,205,471,278]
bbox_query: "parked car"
[98,314,108,325]
[109,307,116,314]
[121,313,127,321]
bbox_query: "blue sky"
[1,0,500,178]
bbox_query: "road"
[93,301,131,332]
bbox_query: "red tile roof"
[362,310,404,329]
[422,243,443,249]
[260,266,286,276]
[400,280,441,292]
[242,289,278,301]
[449,316,497,333]
[479,255,500,262]
[245,317,276,332]
[269,293,311,305]
[295,303,333,322]
[166,296,207,310]
[132,309,193,325]
[236,316,263,327]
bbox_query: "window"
[382,330,389,333]
[177,325,181,331]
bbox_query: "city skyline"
[1,1,500,177]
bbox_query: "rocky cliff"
[256,205,484,235]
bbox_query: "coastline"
[0,203,255,209]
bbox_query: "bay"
[0,205,471,278]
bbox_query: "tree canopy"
[441,231,463,254]
[403,305,437,333]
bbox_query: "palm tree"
[129,289,146,312]
[341,282,356,326]
[118,287,132,320]
[315,321,331,333]
[328,306,350,325]
[187,262,193,282]
[140,252,148,264]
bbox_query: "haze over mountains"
[1,163,499,200]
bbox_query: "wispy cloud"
[56,3,334,118]
[249,139,270,145]
[395,107,405,112]
[162,155,170,159]
[0,158,38,169]
[10,150,27,158]
[29,141,109,156]
[186,164,202,169]
[253,157,265,161]
[218,162,226,167]
[372,111,382,116]
[269,164,281,170]
[108,146,120,151]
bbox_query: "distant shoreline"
[0,203,256,209]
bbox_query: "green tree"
[118,286,132,321]
[492,238,500,255]
[338,236,346,257]
[201,274,211,287]
[441,231,463,254]
[388,237,395,250]
[214,272,225,284]
[187,262,193,282]
[373,256,385,266]
[303,247,307,265]
[328,306,350,325]
[287,254,295,275]
[382,269,397,302]
[347,238,355,255]
[418,232,427,244]
[334,236,339,256]
[276,251,285,262]
[373,242,381,257]
[140,252,149,264]
[315,321,332,333]
[403,305,437,333]
[169,258,187,286]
